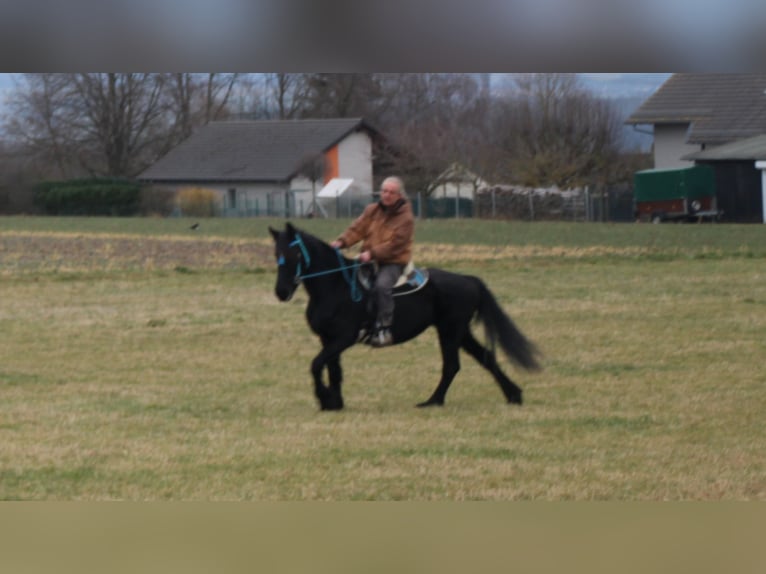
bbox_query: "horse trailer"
[633,165,720,223]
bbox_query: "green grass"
[0,216,764,500]
[2,215,765,256]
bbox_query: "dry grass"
[0,220,763,500]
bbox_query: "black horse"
[269,222,541,410]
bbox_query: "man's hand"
[358,250,372,263]
[330,240,343,249]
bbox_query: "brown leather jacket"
[336,198,414,265]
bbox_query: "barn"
[682,134,766,223]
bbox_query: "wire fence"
[192,185,636,223]
[0,180,634,222]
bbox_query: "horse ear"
[268,226,280,241]
[285,222,296,237]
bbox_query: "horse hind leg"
[461,332,523,405]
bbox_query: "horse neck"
[300,238,357,300]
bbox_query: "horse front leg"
[326,355,343,407]
[311,339,351,410]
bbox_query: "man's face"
[380,181,401,207]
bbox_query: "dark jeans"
[374,263,404,328]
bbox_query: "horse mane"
[285,222,355,269]
[288,222,331,253]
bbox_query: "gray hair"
[382,176,407,199]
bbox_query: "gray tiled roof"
[625,74,766,145]
[682,134,766,161]
[139,118,376,183]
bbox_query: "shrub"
[139,186,177,217]
[34,179,142,216]
[176,187,220,217]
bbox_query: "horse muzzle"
[275,285,296,302]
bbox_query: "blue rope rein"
[283,234,363,302]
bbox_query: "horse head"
[269,222,308,302]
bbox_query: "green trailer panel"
[633,165,719,222]
[634,165,716,202]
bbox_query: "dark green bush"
[35,179,142,216]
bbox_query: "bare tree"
[1,73,246,179]
[68,73,170,177]
[1,74,81,178]
[263,73,309,119]
[165,73,240,141]
[373,74,493,196]
[2,73,171,177]
[299,74,385,119]
[201,73,239,123]
[0,72,635,195]
[501,73,623,188]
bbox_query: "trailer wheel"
[690,200,701,213]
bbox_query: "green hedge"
[35,179,142,216]
[414,196,474,219]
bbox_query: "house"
[625,74,766,170]
[625,74,766,222]
[429,163,490,200]
[138,117,383,217]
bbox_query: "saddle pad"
[393,263,429,296]
[358,261,429,295]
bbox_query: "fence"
[474,184,635,222]
[211,185,635,222]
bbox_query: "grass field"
[0,216,764,500]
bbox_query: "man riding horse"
[331,176,414,347]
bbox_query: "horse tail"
[475,278,542,371]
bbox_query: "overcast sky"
[0,73,671,99]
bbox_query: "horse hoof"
[507,393,523,405]
[416,399,444,408]
[320,404,344,411]
[320,397,345,411]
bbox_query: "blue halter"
[278,233,363,302]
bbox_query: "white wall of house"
[227,183,293,216]
[155,182,294,216]
[289,176,318,217]
[653,124,701,169]
[337,131,374,194]
[431,179,486,200]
